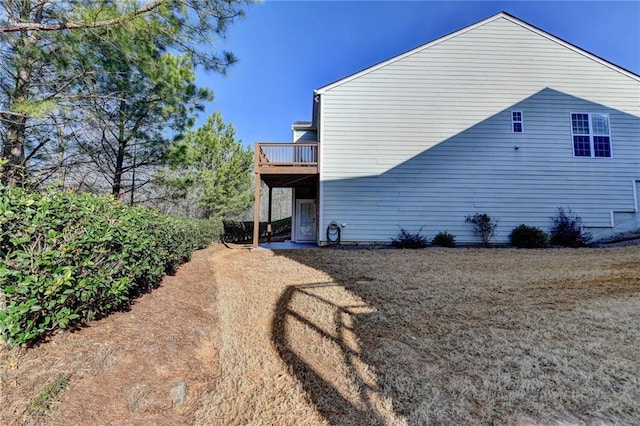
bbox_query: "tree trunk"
[1,1,41,186]
[1,113,27,186]
[111,99,128,197]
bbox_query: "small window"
[511,110,523,133]
[571,113,611,158]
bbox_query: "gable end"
[315,12,640,94]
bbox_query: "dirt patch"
[1,245,223,426]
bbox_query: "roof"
[315,11,640,94]
[291,121,314,129]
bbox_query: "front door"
[295,199,317,242]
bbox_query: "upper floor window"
[571,113,611,158]
[511,110,523,133]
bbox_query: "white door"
[295,199,317,242]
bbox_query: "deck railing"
[255,142,318,173]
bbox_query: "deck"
[253,142,319,247]
[255,142,318,175]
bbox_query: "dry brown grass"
[194,245,640,425]
[277,247,640,425]
[2,245,639,425]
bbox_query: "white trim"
[511,110,524,133]
[611,210,637,227]
[291,121,314,130]
[506,15,640,82]
[316,12,639,94]
[317,14,497,93]
[317,92,324,243]
[291,188,297,241]
[635,180,640,230]
[570,112,613,158]
[295,199,317,242]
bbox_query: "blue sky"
[198,1,640,146]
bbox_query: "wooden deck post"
[253,140,319,247]
[267,186,273,242]
[253,177,261,248]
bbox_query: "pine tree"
[161,112,253,218]
[0,0,247,186]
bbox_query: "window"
[571,113,611,157]
[511,110,523,133]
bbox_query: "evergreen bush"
[509,224,548,248]
[432,231,456,247]
[391,228,428,249]
[222,217,291,242]
[0,185,222,345]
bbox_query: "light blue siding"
[317,15,640,244]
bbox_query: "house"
[253,12,640,247]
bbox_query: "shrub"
[549,207,592,247]
[0,185,222,345]
[432,231,456,247]
[391,227,428,249]
[509,224,548,248]
[465,213,498,247]
[222,220,252,242]
[222,217,291,242]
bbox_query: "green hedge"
[0,185,222,345]
[222,217,291,242]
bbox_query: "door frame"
[634,180,640,226]
[294,198,317,242]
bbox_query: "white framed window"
[511,110,523,133]
[571,113,612,158]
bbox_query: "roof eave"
[315,11,640,94]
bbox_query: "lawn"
[3,245,639,425]
[275,247,640,424]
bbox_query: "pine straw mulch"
[1,245,223,426]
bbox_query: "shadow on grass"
[271,280,400,425]
[271,248,640,425]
